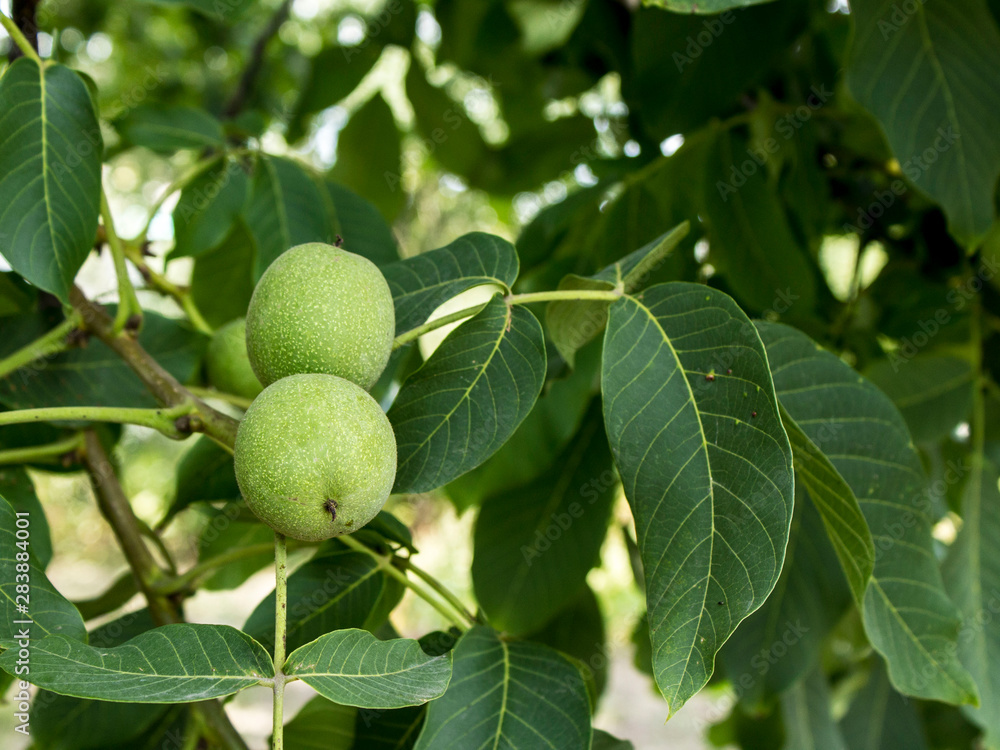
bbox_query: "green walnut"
[234,373,397,542]
[246,243,395,389]
[205,317,263,400]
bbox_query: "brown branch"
[81,432,249,750]
[82,431,177,623]
[222,0,293,119]
[8,0,40,62]
[69,286,239,448]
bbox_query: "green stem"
[102,192,144,334]
[0,312,82,381]
[506,289,623,305]
[125,245,214,335]
[0,434,85,466]
[136,154,224,246]
[405,560,477,625]
[273,532,288,750]
[157,542,276,594]
[0,404,195,439]
[0,11,42,63]
[188,386,253,410]
[391,288,626,350]
[339,535,471,629]
[393,302,489,350]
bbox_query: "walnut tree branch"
[222,0,293,119]
[69,286,239,448]
[81,432,250,750]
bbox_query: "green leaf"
[839,661,929,750]
[354,704,425,749]
[472,406,615,634]
[758,322,978,705]
[190,220,256,328]
[702,130,818,314]
[388,296,547,493]
[413,626,592,750]
[628,5,807,139]
[516,183,605,268]
[0,494,85,645]
[356,510,416,553]
[169,436,239,517]
[284,630,452,709]
[0,59,102,302]
[720,493,851,707]
[31,691,170,749]
[31,610,171,750]
[546,223,690,366]
[0,272,36,316]
[847,0,1000,244]
[331,93,404,221]
[244,155,337,279]
[109,705,191,750]
[0,468,52,568]
[780,669,848,750]
[0,624,273,702]
[195,503,273,592]
[136,0,252,20]
[283,696,356,750]
[780,405,875,605]
[115,104,224,153]
[244,549,387,653]
[382,232,520,336]
[601,283,794,714]
[288,43,384,143]
[943,460,1000,746]
[593,730,635,750]
[865,355,975,443]
[642,0,773,9]
[324,180,399,267]
[170,159,250,259]
[445,341,601,513]
[528,585,609,701]
[0,311,207,410]
[405,59,488,179]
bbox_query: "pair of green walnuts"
[207,243,398,542]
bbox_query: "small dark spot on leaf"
[751,411,758,418]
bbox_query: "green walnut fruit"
[234,373,397,542]
[246,243,395,389]
[205,317,263,400]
